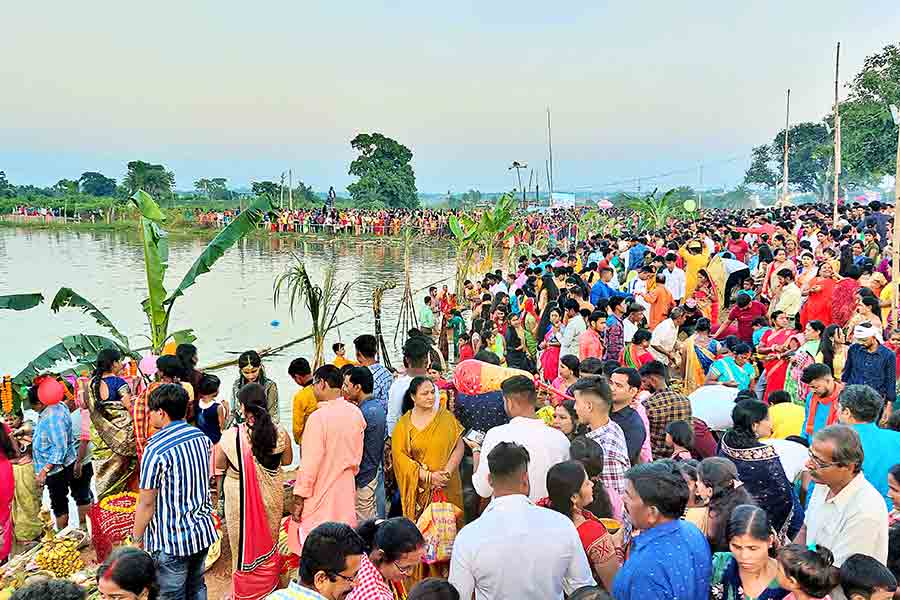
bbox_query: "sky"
[2,2,898,195]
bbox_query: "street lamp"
[509,161,528,209]
[889,104,900,320]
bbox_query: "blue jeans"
[152,548,209,600]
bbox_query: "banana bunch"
[34,538,83,578]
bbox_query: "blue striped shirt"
[33,403,77,476]
[139,420,217,556]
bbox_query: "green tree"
[0,171,14,198]
[293,181,318,206]
[251,181,281,199]
[78,171,117,196]
[194,177,229,201]
[123,161,175,198]
[53,179,80,195]
[743,123,830,193]
[347,133,418,209]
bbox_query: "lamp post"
[509,161,528,209]
[890,104,900,321]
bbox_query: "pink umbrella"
[597,199,613,210]
[139,354,159,377]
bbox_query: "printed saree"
[226,425,283,600]
[86,376,138,500]
[719,438,804,544]
[682,335,716,395]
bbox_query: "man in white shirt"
[449,441,595,600]
[649,307,685,365]
[468,376,570,501]
[623,303,645,345]
[773,268,802,320]
[559,299,586,358]
[386,338,439,435]
[628,267,653,314]
[661,253,686,302]
[797,425,888,600]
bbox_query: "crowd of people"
[4,200,900,600]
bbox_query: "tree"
[0,171,14,198]
[347,133,418,209]
[293,181,318,206]
[625,189,683,231]
[743,123,830,194]
[670,186,696,202]
[123,161,175,198]
[194,178,229,201]
[53,179,79,195]
[251,181,281,199]
[78,172,117,197]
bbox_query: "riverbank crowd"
[5,200,900,600]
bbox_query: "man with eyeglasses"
[267,522,366,600]
[795,425,888,599]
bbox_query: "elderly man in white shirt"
[796,425,888,600]
[468,376,571,501]
[649,307,686,365]
[559,299,586,358]
[662,254,686,302]
[450,441,595,600]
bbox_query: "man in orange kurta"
[290,366,365,553]
[643,274,675,330]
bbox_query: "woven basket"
[90,492,137,562]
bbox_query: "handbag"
[415,489,461,564]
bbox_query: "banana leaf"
[164,195,276,306]
[0,293,44,311]
[164,329,198,345]
[130,190,170,350]
[11,334,138,406]
[50,288,130,348]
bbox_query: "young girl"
[195,374,226,447]
[776,544,840,600]
[666,420,694,461]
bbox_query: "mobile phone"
[464,429,485,445]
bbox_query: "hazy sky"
[2,2,898,194]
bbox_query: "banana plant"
[474,192,517,274]
[9,190,275,407]
[624,188,682,231]
[449,211,481,295]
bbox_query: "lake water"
[0,226,458,431]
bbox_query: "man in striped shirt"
[133,384,217,600]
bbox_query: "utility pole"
[279,172,285,210]
[547,107,554,204]
[833,42,842,224]
[890,104,900,320]
[698,163,704,210]
[782,89,791,205]
[289,169,293,211]
[509,161,528,209]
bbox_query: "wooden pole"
[289,169,293,212]
[547,107,554,203]
[782,89,791,204]
[833,42,841,224]
[890,105,900,322]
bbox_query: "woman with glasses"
[349,518,425,600]
[229,350,280,427]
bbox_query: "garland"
[98,491,139,514]
[1,376,12,414]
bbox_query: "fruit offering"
[34,538,83,578]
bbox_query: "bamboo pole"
[373,280,397,369]
[201,315,360,372]
[833,42,841,224]
[782,89,791,204]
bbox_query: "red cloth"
[0,424,12,562]
[831,279,860,327]
[805,383,844,435]
[800,277,837,327]
[726,239,750,263]
[459,344,474,362]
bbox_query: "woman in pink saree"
[757,311,795,403]
[0,422,15,563]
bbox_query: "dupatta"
[682,335,716,395]
[232,425,282,600]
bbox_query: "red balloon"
[37,378,65,406]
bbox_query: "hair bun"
[813,544,835,568]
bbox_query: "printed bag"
[415,489,461,564]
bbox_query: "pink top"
[293,398,365,549]
[782,595,831,600]
[633,393,653,463]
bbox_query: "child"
[768,389,805,439]
[448,310,465,360]
[776,544,840,599]
[195,374,226,446]
[839,553,897,600]
[665,420,694,461]
[458,332,474,362]
[332,342,354,368]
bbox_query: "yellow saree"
[392,408,463,582]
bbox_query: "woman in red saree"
[799,261,838,327]
[0,422,15,563]
[762,248,796,299]
[831,273,861,327]
[216,385,293,600]
[757,311,794,402]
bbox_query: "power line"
[568,154,750,191]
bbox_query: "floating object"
[139,354,159,377]
[270,320,281,327]
[453,360,532,395]
[162,341,177,356]
[597,199,614,210]
[37,378,65,406]
[683,199,697,212]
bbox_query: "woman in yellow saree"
[392,376,465,583]
[682,322,717,395]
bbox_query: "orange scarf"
[805,382,844,435]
